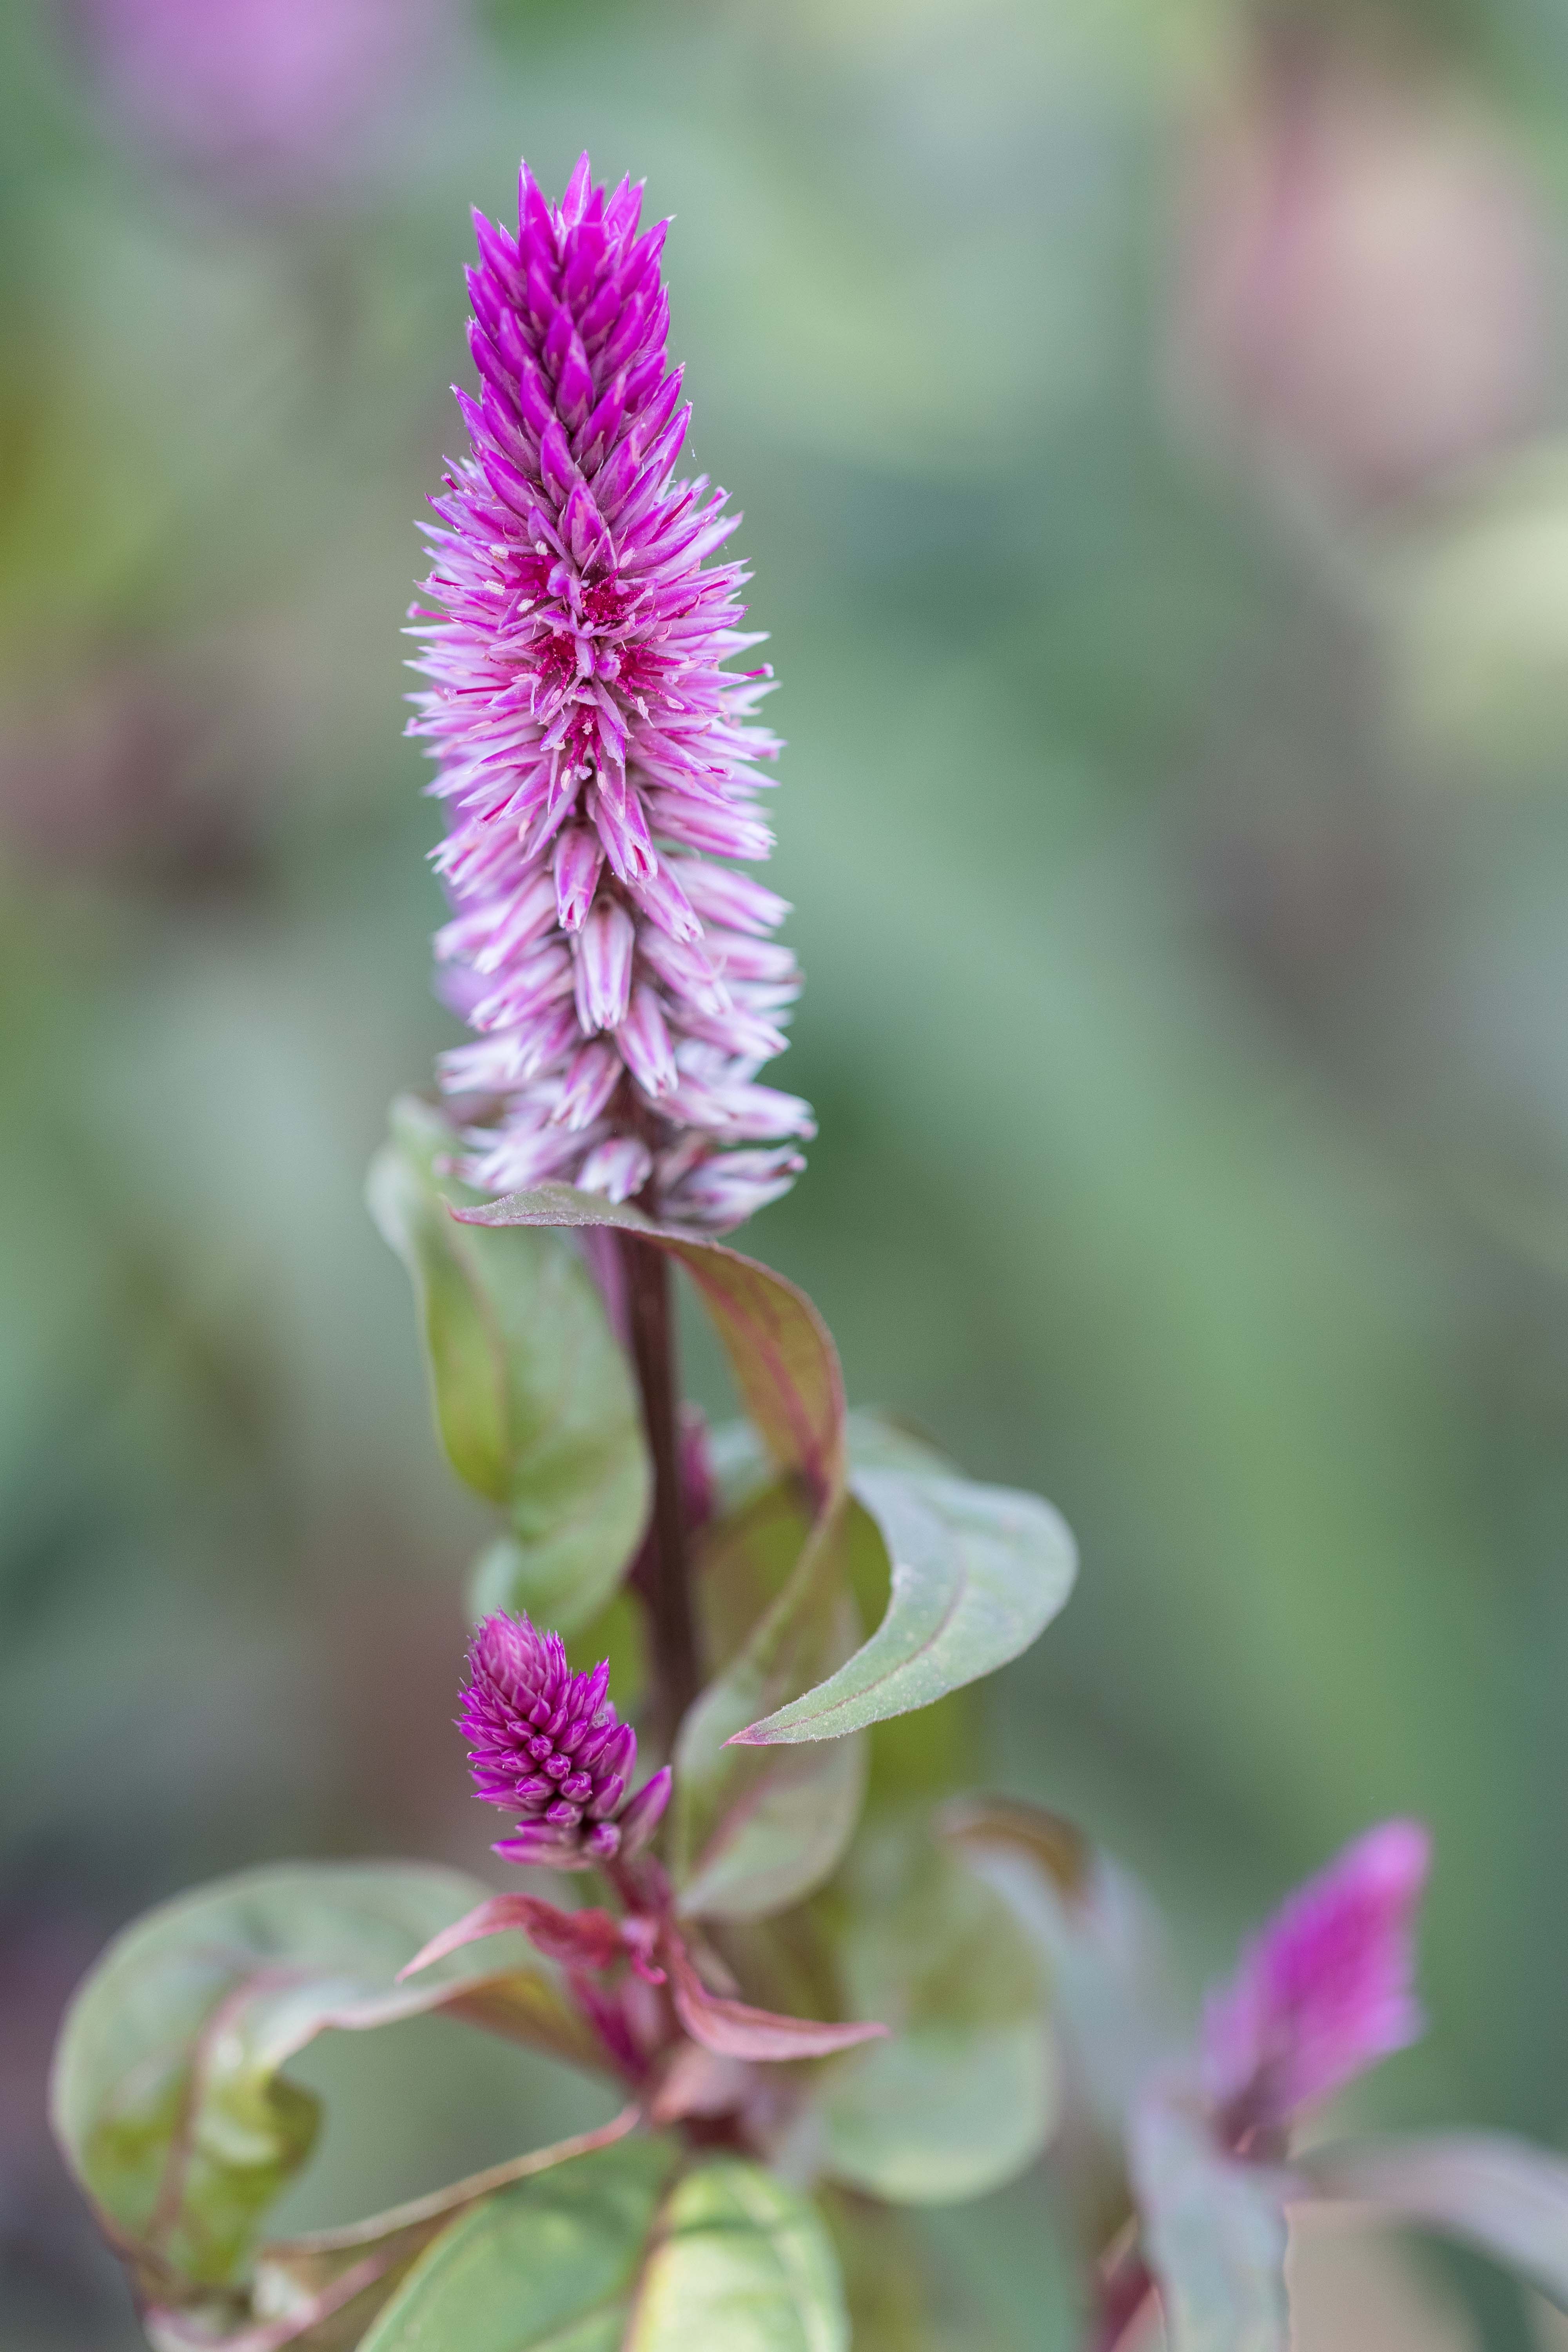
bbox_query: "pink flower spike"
[411,157,809,1230]
[1202,1819,1432,2134]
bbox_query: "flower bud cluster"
[460,1611,668,1866]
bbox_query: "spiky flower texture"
[461,1610,670,1867]
[412,154,812,1230]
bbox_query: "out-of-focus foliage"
[9,0,1568,2343]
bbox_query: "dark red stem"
[619,1232,702,1746]
[1091,2252,1156,2352]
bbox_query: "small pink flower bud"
[461,1611,661,1869]
[1201,1818,1432,2133]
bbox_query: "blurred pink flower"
[1174,22,1548,505]
[0,636,286,889]
[74,0,439,193]
[1201,1818,1431,2135]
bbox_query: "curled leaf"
[942,1797,1182,2138]
[938,1794,1093,1901]
[49,1862,607,2308]
[735,1468,1076,1746]
[664,1936,887,2063]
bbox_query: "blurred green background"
[7,0,1568,2344]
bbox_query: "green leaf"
[368,1102,651,1635]
[356,2136,679,2352]
[49,1862,605,2305]
[1128,2094,1289,2352]
[456,1184,846,1510]
[168,2112,643,2352]
[695,1410,948,1526]
[1300,2132,1568,2309]
[939,1797,1182,2135]
[696,1473,818,1672]
[735,1468,1076,1745]
[813,1823,1057,2205]
[817,2191,944,2352]
[672,1495,871,1921]
[630,2161,848,2352]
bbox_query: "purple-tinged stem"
[1091,2250,1156,2352]
[620,1232,702,1745]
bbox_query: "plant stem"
[1090,2253,1156,2352]
[619,1231,702,1746]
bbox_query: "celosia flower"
[1201,1818,1431,2134]
[460,1610,670,1867]
[410,153,813,1231]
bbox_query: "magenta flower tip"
[460,1610,648,1868]
[1202,1818,1432,2132]
[414,153,809,1231]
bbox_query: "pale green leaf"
[673,1496,870,1921]
[356,2137,679,2352]
[815,1824,1056,2204]
[1129,2094,1289,2352]
[140,2112,642,2352]
[941,1797,1183,2132]
[48,1862,602,2304]
[630,2161,848,2352]
[368,1102,650,1634]
[736,1468,1076,1745]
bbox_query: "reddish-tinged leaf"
[665,1937,886,2063]
[399,1895,624,1982]
[649,2044,753,2126]
[454,1186,846,1509]
[48,1864,610,2310]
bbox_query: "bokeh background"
[6,0,1568,2343]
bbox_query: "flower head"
[460,1610,668,1867]
[412,154,812,1231]
[1201,1818,1431,2133]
